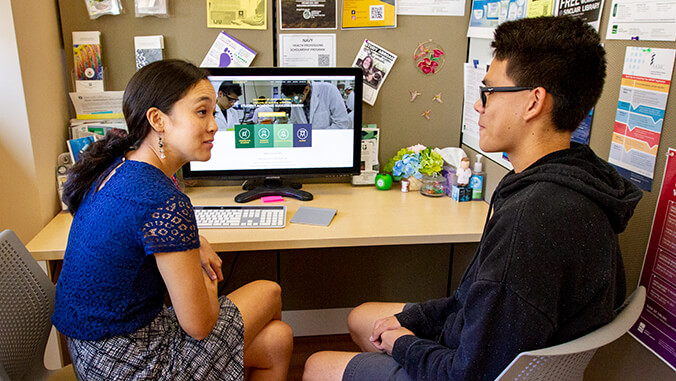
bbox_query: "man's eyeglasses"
[222,94,239,103]
[479,86,537,108]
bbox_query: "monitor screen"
[182,67,363,202]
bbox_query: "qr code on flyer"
[318,54,330,67]
[370,5,384,21]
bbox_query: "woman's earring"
[158,132,166,159]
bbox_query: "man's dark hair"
[218,81,242,96]
[281,81,309,97]
[492,16,606,132]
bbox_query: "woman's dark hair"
[62,59,209,213]
[491,16,606,132]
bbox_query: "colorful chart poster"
[629,148,676,372]
[608,47,675,191]
[280,0,337,29]
[342,0,396,29]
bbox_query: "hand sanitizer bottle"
[470,154,485,201]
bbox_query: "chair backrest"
[495,286,646,381]
[0,229,55,381]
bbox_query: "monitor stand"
[234,178,314,203]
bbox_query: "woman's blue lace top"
[52,159,200,340]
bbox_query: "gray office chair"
[0,229,75,381]
[495,286,646,381]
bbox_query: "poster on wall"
[467,0,554,39]
[605,0,676,41]
[342,0,397,29]
[280,0,337,29]
[206,0,267,30]
[608,47,675,192]
[461,63,515,170]
[629,148,676,372]
[279,34,336,67]
[554,0,604,31]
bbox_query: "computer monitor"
[182,67,363,203]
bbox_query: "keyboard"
[194,205,286,228]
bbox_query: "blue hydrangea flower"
[393,153,422,179]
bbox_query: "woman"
[360,55,375,84]
[53,60,293,380]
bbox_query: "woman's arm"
[155,241,220,340]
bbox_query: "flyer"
[73,31,103,92]
[398,0,466,16]
[279,34,336,67]
[200,32,257,68]
[606,0,676,41]
[280,0,337,29]
[554,0,604,31]
[629,148,676,372]
[467,0,554,39]
[461,63,514,170]
[342,0,396,29]
[608,47,675,191]
[206,0,266,30]
[352,40,397,106]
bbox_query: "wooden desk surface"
[27,183,489,261]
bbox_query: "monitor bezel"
[181,66,363,181]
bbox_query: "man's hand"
[198,236,223,282]
[380,327,414,355]
[370,315,403,351]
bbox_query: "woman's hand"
[199,236,223,282]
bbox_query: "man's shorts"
[342,303,416,381]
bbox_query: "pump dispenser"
[470,154,485,201]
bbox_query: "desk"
[28,183,489,261]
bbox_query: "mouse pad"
[290,206,337,226]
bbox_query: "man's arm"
[392,281,553,380]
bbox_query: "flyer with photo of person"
[352,39,397,106]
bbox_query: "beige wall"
[0,0,66,242]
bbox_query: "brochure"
[73,31,103,92]
[201,31,257,67]
[352,39,397,106]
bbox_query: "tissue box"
[442,165,458,196]
[451,185,472,202]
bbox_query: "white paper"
[461,63,514,170]
[69,91,124,118]
[352,40,397,106]
[605,0,676,41]
[279,34,336,67]
[398,0,466,16]
[200,31,257,68]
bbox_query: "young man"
[281,81,351,129]
[214,81,242,131]
[303,16,643,381]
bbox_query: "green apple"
[375,173,393,190]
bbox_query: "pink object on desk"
[261,196,284,203]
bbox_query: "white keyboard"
[194,205,286,228]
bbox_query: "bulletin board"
[56,0,473,166]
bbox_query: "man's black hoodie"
[393,143,643,380]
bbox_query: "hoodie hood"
[495,143,643,234]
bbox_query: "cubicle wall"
[55,2,676,379]
[57,0,471,168]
